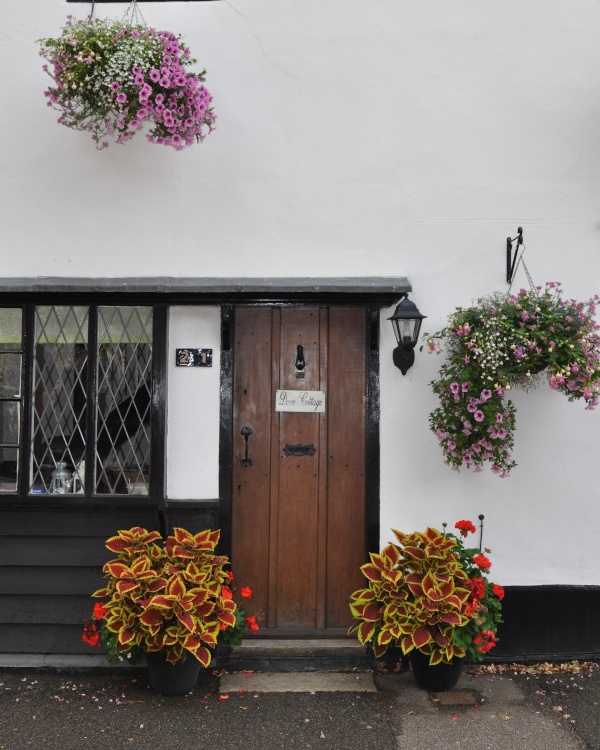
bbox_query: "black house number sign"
[176,348,213,367]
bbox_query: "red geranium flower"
[467,576,486,600]
[240,586,252,599]
[82,621,100,647]
[492,583,505,600]
[246,615,259,633]
[221,586,233,600]
[93,602,108,620]
[455,519,476,537]
[473,554,492,570]
[473,630,496,653]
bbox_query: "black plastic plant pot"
[408,650,464,692]
[145,651,202,697]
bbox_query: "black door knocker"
[295,344,306,379]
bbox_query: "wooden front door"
[231,306,367,634]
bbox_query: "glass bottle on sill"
[50,462,72,494]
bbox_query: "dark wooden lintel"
[0,277,411,306]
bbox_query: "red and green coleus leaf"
[402,545,426,562]
[200,630,218,648]
[181,562,211,586]
[217,608,237,631]
[427,648,446,666]
[143,633,165,651]
[349,588,376,604]
[421,572,456,602]
[349,600,382,621]
[105,527,162,556]
[164,644,185,664]
[103,555,162,595]
[405,572,425,598]
[381,569,403,587]
[138,608,164,632]
[377,629,395,646]
[381,543,402,568]
[163,573,187,598]
[434,630,451,647]
[174,610,196,633]
[400,635,415,654]
[360,563,384,583]
[361,602,383,622]
[372,640,390,658]
[357,620,377,645]
[117,627,139,647]
[438,612,464,626]
[411,626,432,649]
[183,636,212,667]
[166,528,221,560]
[162,625,186,645]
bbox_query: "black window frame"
[0,302,166,506]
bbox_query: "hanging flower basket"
[425,282,600,476]
[37,11,216,150]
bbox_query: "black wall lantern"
[388,295,426,375]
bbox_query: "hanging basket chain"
[507,244,537,296]
[123,0,148,28]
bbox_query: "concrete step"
[220,671,377,693]
[220,639,376,673]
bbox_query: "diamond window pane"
[0,308,22,350]
[31,306,89,493]
[0,447,18,493]
[0,354,22,398]
[95,307,152,495]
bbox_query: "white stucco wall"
[3,1,600,586]
[166,307,221,499]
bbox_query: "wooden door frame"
[218,302,381,563]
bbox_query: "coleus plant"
[348,521,504,665]
[90,527,247,666]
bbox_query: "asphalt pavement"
[0,662,598,750]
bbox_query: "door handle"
[240,426,253,467]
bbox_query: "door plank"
[275,308,321,628]
[326,307,367,628]
[267,308,281,627]
[231,308,273,622]
[316,307,329,630]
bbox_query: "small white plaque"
[275,390,326,413]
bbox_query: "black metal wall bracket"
[506,227,524,284]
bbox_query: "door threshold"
[220,638,374,673]
[235,639,363,651]
[246,628,349,640]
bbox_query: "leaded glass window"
[1,304,157,498]
[95,306,152,495]
[31,306,89,493]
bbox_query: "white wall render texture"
[2,1,600,586]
